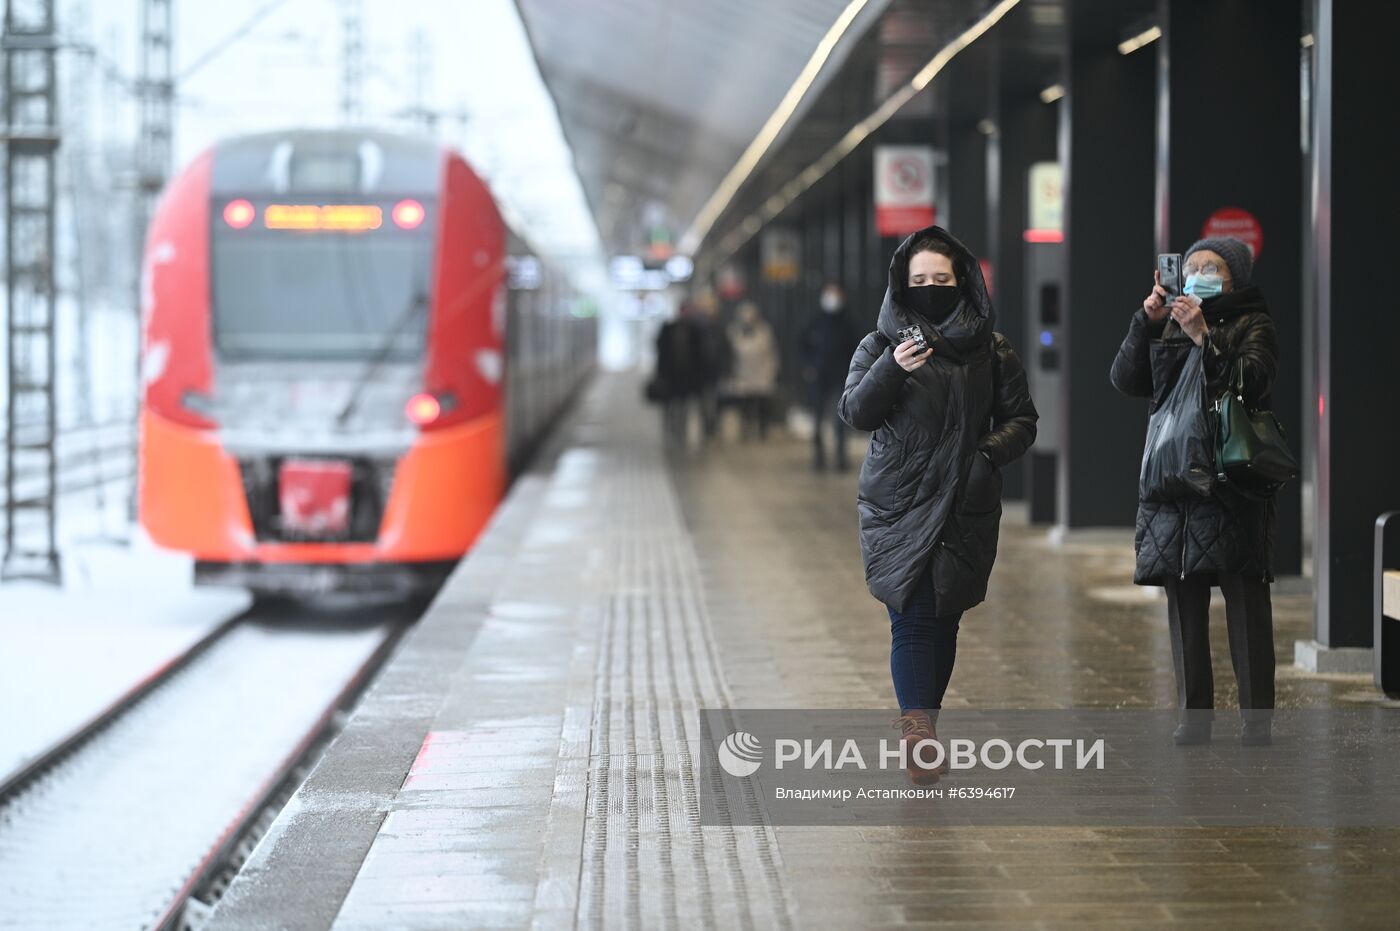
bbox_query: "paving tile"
[665,392,1400,930]
[333,900,533,931]
[215,374,1400,931]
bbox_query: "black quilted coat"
[1110,286,1279,585]
[838,226,1038,615]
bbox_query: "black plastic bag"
[1139,345,1216,502]
[643,374,670,404]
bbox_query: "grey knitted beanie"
[1184,236,1253,287]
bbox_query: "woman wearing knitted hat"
[1110,236,1279,747]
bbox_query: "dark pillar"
[840,155,860,304]
[1157,0,1304,577]
[1310,0,1400,652]
[989,91,1058,502]
[990,97,1057,384]
[1059,0,1157,528]
[821,190,841,280]
[947,122,988,257]
[841,149,878,325]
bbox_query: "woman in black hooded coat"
[838,226,1037,783]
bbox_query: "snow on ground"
[0,293,249,780]
[0,477,250,781]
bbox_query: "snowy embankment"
[1,294,251,780]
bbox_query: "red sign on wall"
[1201,206,1263,259]
[875,146,936,237]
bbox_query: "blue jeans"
[886,571,963,714]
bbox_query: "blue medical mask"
[1184,273,1223,299]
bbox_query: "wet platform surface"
[209,373,1400,930]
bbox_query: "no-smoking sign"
[875,146,936,236]
[887,154,929,198]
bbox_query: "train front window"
[211,198,434,361]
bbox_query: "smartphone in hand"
[897,324,928,352]
[1157,253,1183,300]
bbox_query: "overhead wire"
[179,0,300,82]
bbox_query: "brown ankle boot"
[892,710,940,785]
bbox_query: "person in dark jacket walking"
[690,293,732,441]
[654,302,704,444]
[1110,237,1279,747]
[839,225,1037,784]
[802,281,858,470]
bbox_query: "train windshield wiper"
[334,290,428,428]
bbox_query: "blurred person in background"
[803,281,858,471]
[690,291,732,440]
[653,301,704,444]
[838,226,1037,785]
[723,301,780,440]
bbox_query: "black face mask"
[905,284,960,323]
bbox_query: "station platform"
[208,373,1397,931]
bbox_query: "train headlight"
[405,392,454,426]
[405,393,440,425]
[392,199,426,230]
[223,199,255,229]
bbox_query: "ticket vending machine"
[1023,162,1064,526]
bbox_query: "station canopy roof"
[515,0,890,261]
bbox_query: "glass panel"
[211,199,433,361]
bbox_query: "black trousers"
[661,396,692,444]
[1164,572,1276,710]
[732,394,770,439]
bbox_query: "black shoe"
[1241,712,1273,746]
[1173,720,1212,745]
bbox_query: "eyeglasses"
[1184,260,1229,278]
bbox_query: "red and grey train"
[138,129,592,595]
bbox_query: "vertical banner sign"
[875,146,936,236]
[1201,207,1263,259]
[1027,161,1064,234]
[760,227,800,283]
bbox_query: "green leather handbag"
[1213,358,1299,493]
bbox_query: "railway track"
[0,600,417,930]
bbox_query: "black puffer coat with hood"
[1110,286,1279,585]
[838,226,1038,615]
